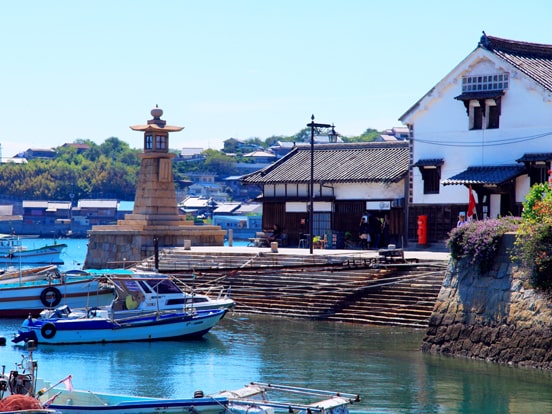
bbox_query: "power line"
[415,131,552,147]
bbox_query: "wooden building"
[241,141,409,248]
[400,33,552,241]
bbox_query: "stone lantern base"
[84,215,226,269]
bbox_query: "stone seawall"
[422,233,552,369]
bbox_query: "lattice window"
[462,73,509,92]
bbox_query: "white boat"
[12,305,227,344]
[0,275,115,318]
[0,265,60,284]
[70,270,235,315]
[41,382,358,414]
[108,274,235,316]
[0,235,66,265]
[1,346,228,414]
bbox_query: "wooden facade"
[242,142,409,248]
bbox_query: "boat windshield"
[113,278,182,296]
[140,279,181,294]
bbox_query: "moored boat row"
[0,345,360,414]
[0,248,361,414]
[8,269,235,345]
[1,267,234,318]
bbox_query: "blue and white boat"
[1,347,228,414]
[0,273,115,318]
[0,234,66,265]
[13,305,227,345]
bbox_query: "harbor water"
[2,239,552,413]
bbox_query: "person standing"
[369,214,382,249]
[381,214,390,247]
[457,212,467,227]
[359,217,370,249]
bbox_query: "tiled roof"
[480,33,552,93]
[516,153,552,163]
[241,142,409,185]
[454,90,505,101]
[414,158,444,167]
[442,165,526,186]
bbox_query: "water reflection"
[3,314,552,413]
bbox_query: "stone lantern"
[84,106,226,269]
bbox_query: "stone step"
[138,250,447,327]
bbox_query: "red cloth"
[467,185,476,218]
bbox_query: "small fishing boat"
[3,346,360,414]
[0,274,115,318]
[41,382,358,414]
[0,235,66,265]
[108,274,235,315]
[0,346,61,413]
[12,306,227,344]
[2,343,228,414]
[0,265,59,284]
[69,270,235,315]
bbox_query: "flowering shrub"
[513,184,552,289]
[448,216,520,273]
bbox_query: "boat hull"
[19,309,227,344]
[43,390,229,414]
[0,245,67,265]
[0,278,115,318]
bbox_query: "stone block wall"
[422,233,552,369]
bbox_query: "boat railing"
[110,309,192,325]
[249,382,360,402]
[216,382,360,414]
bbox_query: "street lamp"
[307,114,333,255]
[328,124,338,143]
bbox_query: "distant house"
[62,143,90,153]
[23,148,56,160]
[186,173,226,199]
[213,202,241,215]
[234,203,262,215]
[243,150,277,164]
[223,176,261,201]
[211,202,263,239]
[377,127,410,142]
[73,199,118,225]
[399,32,552,241]
[223,138,262,154]
[179,147,205,160]
[22,200,72,235]
[0,157,27,164]
[268,141,296,158]
[178,196,218,217]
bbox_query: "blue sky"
[2,0,551,156]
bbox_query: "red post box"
[417,215,428,245]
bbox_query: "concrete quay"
[153,242,451,265]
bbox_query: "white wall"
[265,181,404,201]
[406,48,552,205]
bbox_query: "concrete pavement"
[180,241,451,263]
